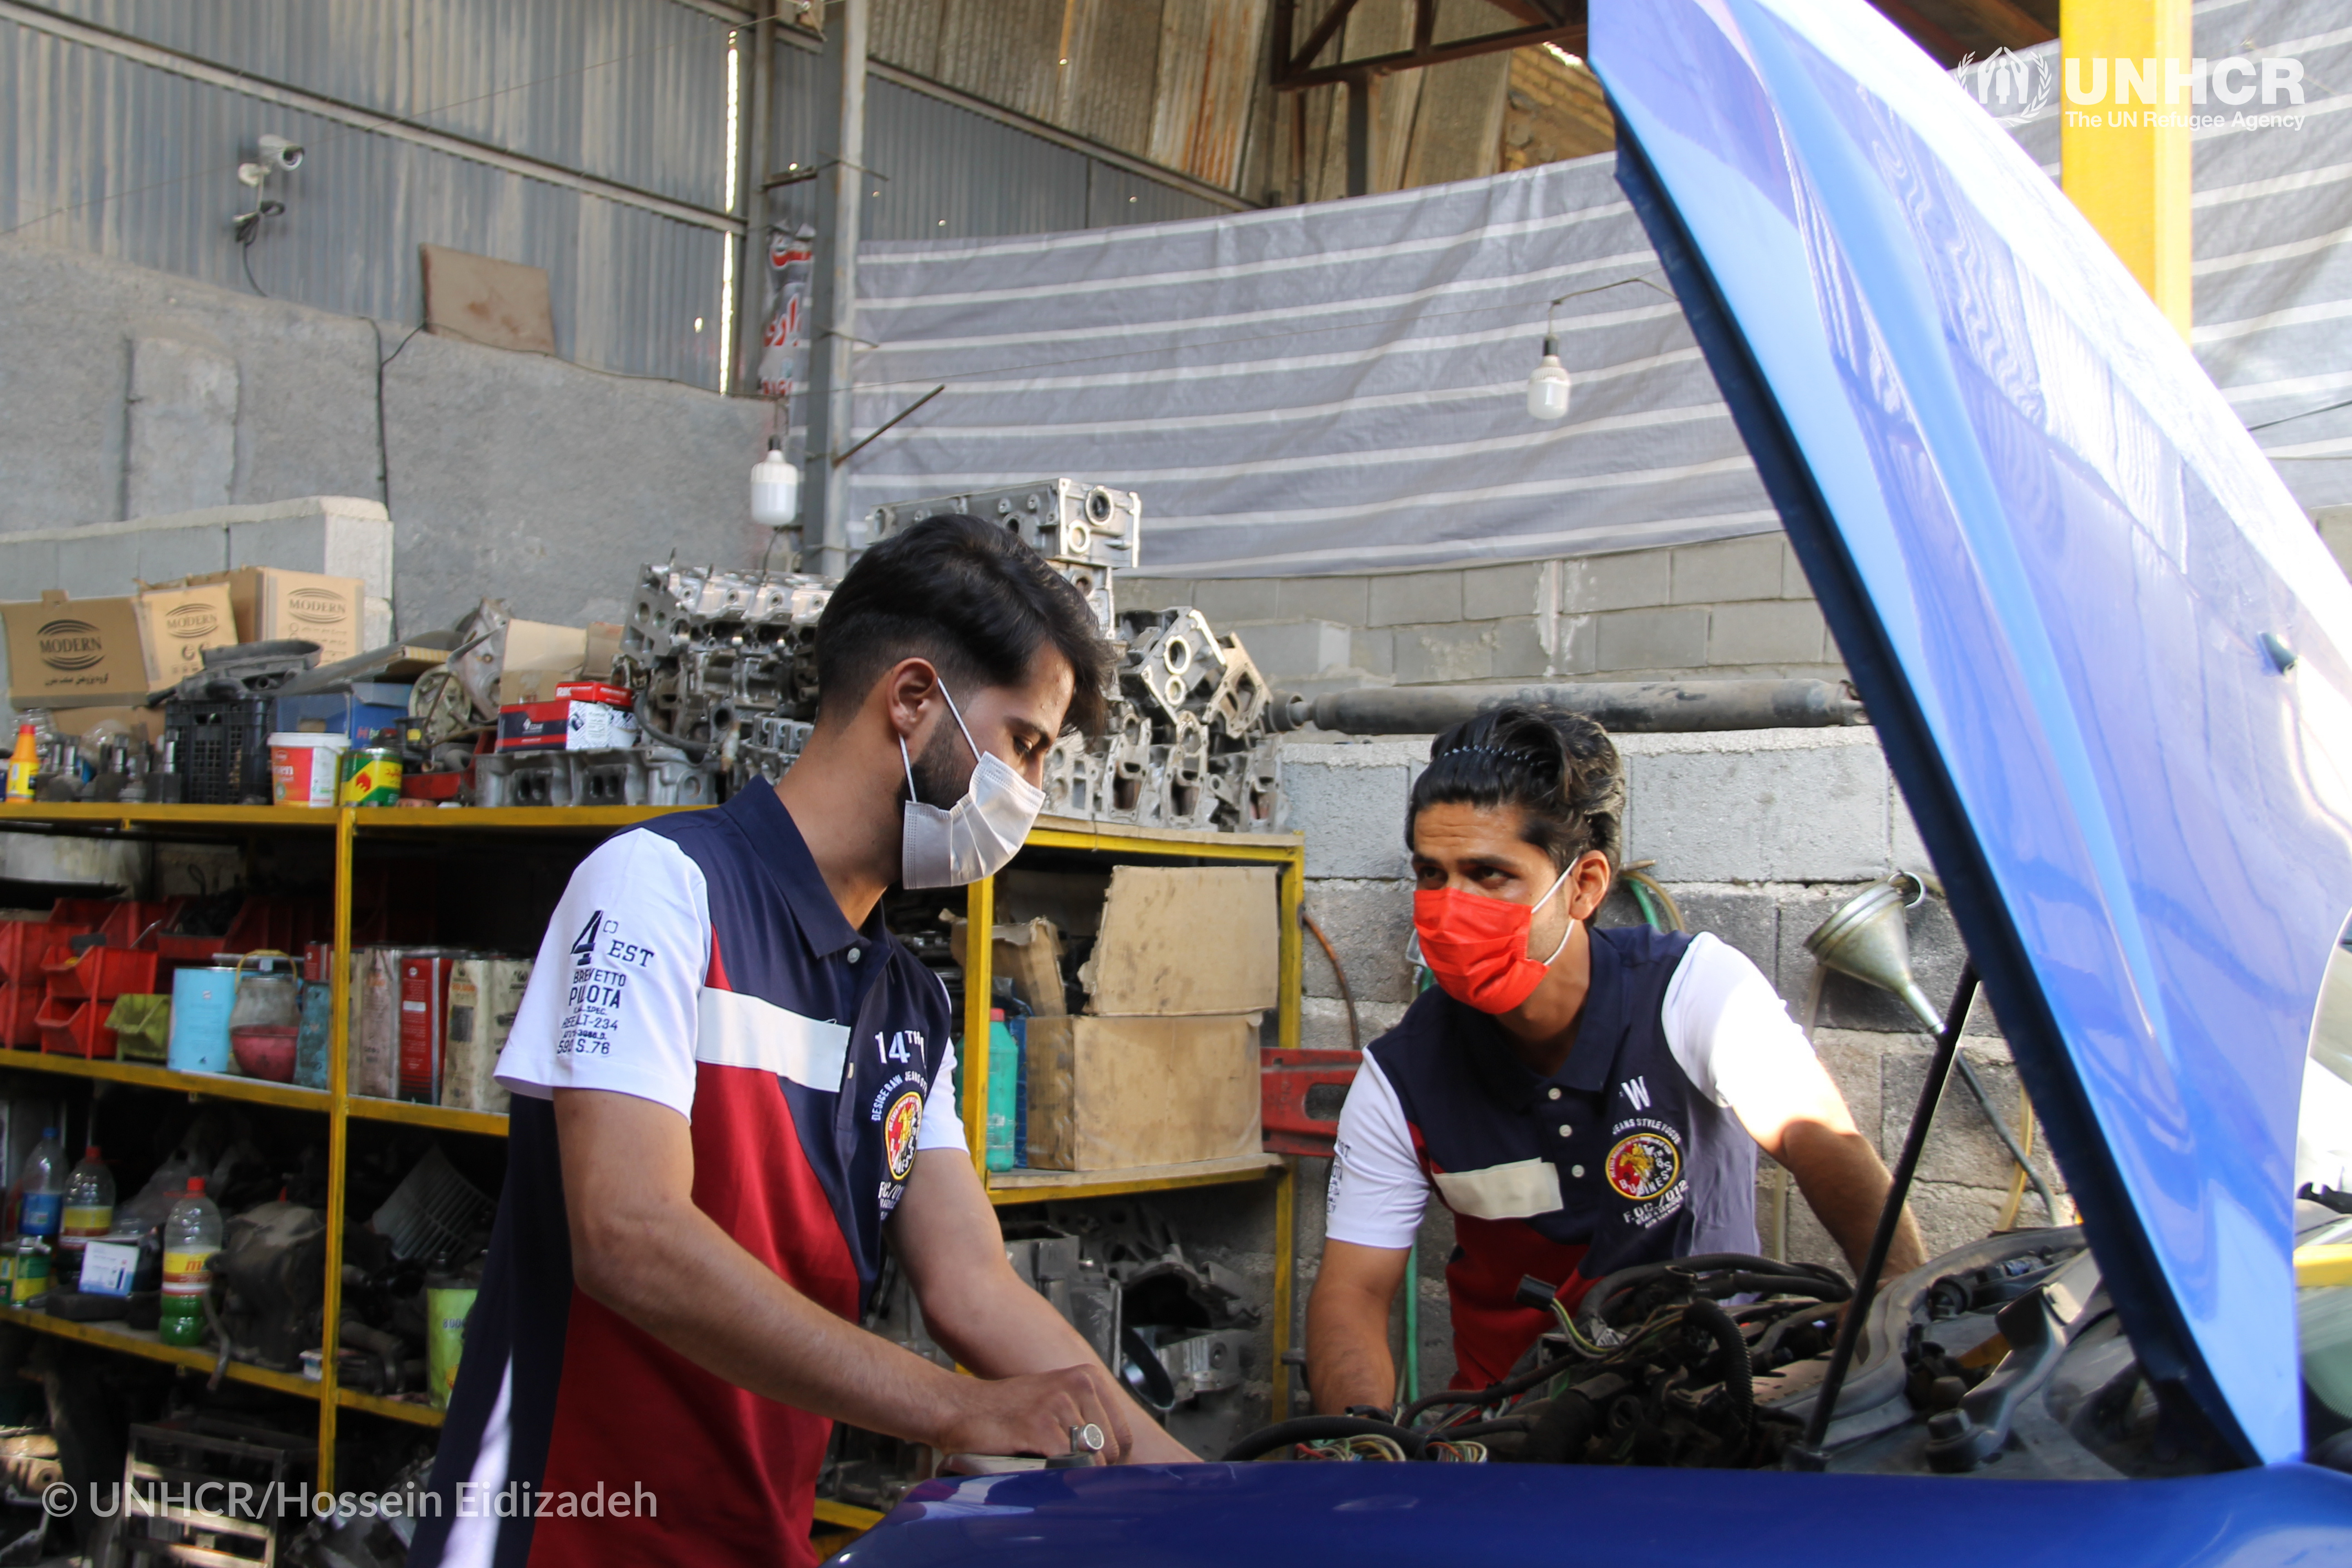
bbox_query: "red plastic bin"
[34,996,114,1060]
[154,896,330,964]
[0,983,41,1049]
[40,944,160,1002]
[0,920,92,986]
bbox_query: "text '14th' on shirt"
[410,784,965,1568]
[1325,926,1821,1388]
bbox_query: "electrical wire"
[1996,1083,2041,1230]
[1301,909,1359,1051]
[239,239,269,298]
[369,319,428,513]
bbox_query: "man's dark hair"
[814,513,1116,736]
[1406,705,1625,874]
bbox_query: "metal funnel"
[1802,873,1941,1032]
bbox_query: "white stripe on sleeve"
[1325,1054,1430,1251]
[1660,932,1819,1111]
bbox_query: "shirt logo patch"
[1605,1130,1679,1201]
[883,1089,923,1183]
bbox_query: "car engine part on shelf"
[473,746,717,809]
[860,479,1140,633]
[607,484,1282,830]
[612,561,833,772]
[214,1200,327,1372]
[1047,607,1279,833]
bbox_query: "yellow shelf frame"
[958,816,1304,1421]
[0,801,1310,1481]
[0,1303,320,1399]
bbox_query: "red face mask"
[1413,868,1575,1014]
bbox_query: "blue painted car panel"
[1593,0,2352,1463]
[842,1,2352,1558]
[842,1462,2352,1567]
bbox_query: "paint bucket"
[166,965,238,1074]
[341,746,402,807]
[268,734,348,808]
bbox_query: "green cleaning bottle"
[158,1179,220,1348]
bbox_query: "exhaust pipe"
[1269,679,1868,735]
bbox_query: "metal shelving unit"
[0,800,1307,1507]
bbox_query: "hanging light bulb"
[1527,333,1571,422]
[751,440,800,529]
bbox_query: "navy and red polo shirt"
[1328,925,1807,1388]
[410,782,962,1568]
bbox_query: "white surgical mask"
[899,681,1046,889]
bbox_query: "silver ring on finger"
[1069,1422,1105,1455]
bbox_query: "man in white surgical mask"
[412,516,1190,1568]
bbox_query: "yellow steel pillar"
[2062,0,2193,337]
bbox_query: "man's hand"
[933,1361,1134,1462]
[891,1148,1194,1464]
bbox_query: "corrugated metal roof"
[767,40,1223,244]
[0,10,728,383]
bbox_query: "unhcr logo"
[36,619,104,671]
[2062,54,2307,132]
[1958,48,2054,120]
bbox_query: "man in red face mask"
[1303,706,1918,1412]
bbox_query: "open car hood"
[1593,0,2352,1462]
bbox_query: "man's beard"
[906,718,971,810]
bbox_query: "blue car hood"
[1593,0,2352,1462]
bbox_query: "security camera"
[256,133,303,172]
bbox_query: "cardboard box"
[495,699,639,753]
[1078,866,1280,1016]
[186,567,366,665]
[947,915,1067,1016]
[130,581,238,688]
[501,620,588,675]
[2,591,152,706]
[583,622,623,682]
[1023,1014,1263,1170]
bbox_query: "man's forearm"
[1780,1120,1927,1285]
[1305,1295,1396,1415]
[925,1277,1194,1462]
[575,1188,969,1445]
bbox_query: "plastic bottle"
[158,1178,221,1348]
[58,1147,114,1288]
[16,1129,64,1243]
[986,1009,1021,1173]
[4,722,35,804]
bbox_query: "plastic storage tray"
[40,944,160,1002]
[34,995,114,1058]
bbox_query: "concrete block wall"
[1276,725,2070,1398]
[0,241,769,639]
[1123,532,1846,694]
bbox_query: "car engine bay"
[1221,1225,2265,1479]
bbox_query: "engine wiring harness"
[1223,1254,1855,1468]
